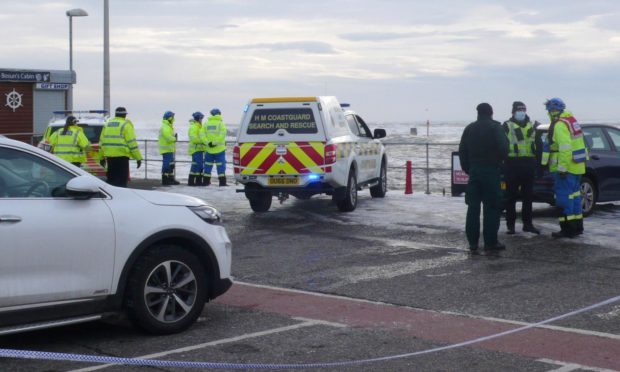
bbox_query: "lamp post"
[66,8,88,110]
[103,0,110,114]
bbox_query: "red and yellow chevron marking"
[239,142,325,175]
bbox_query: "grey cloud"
[217,24,239,30]
[594,13,620,31]
[241,41,337,54]
[339,31,432,42]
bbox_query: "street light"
[66,8,88,110]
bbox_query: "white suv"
[0,136,232,335]
[233,96,387,212]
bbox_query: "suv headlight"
[189,205,222,225]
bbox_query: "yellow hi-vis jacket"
[158,119,176,155]
[505,120,535,158]
[188,119,206,155]
[541,111,587,174]
[49,125,90,164]
[200,115,227,154]
[99,116,143,160]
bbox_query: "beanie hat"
[512,101,526,113]
[476,103,493,117]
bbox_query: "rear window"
[48,125,103,144]
[246,108,317,135]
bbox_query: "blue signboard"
[0,70,51,82]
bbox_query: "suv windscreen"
[246,108,318,135]
[48,125,103,144]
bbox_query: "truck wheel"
[337,170,358,212]
[370,160,387,198]
[581,176,596,217]
[126,245,207,334]
[249,193,272,212]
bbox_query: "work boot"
[161,175,171,186]
[188,175,196,186]
[484,242,506,251]
[202,176,211,186]
[523,224,540,235]
[170,176,180,185]
[573,219,584,235]
[506,222,516,235]
[219,176,228,187]
[551,221,574,239]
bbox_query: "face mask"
[514,111,526,121]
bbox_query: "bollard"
[405,160,413,194]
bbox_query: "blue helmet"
[163,110,175,120]
[544,98,565,112]
[210,108,221,116]
[192,111,204,121]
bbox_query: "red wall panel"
[0,83,34,142]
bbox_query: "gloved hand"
[559,172,567,179]
[137,160,142,169]
[100,159,106,168]
[174,133,178,140]
[170,163,175,171]
[208,142,216,148]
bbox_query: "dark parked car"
[533,123,620,216]
[452,123,620,216]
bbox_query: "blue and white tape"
[1,294,619,369]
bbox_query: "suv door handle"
[591,155,600,160]
[0,215,22,223]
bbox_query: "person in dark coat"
[459,103,509,252]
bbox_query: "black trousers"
[106,156,130,188]
[504,161,535,227]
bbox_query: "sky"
[3,0,620,127]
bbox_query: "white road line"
[235,281,620,341]
[293,317,347,328]
[538,358,618,372]
[69,319,334,372]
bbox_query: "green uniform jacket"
[158,119,176,155]
[100,117,143,160]
[459,116,509,174]
[188,120,206,155]
[200,115,227,154]
[49,125,90,163]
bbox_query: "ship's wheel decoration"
[5,89,24,112]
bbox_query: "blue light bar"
[340,103,350,108]
[308,174,320,181]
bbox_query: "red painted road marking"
[214,282,620,371]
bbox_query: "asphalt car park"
[2,182,620,371]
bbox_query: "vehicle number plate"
[268,177,299,186]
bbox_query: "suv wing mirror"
[66,175,101,200]
[373,128,386,139]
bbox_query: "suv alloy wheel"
[126,245,208,334]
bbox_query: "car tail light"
[233,145,240,165]
[233,145,240,174]
[324,144,336,165]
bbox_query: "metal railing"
[0,133,459,194]
[136,139,459,194]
